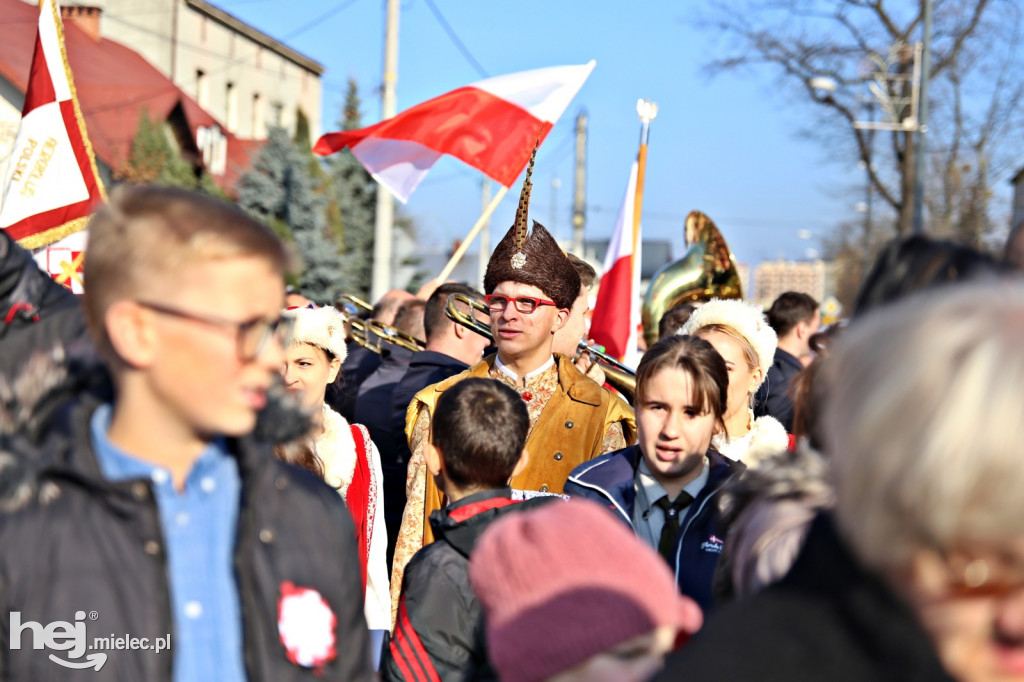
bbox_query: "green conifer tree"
[236,126,343,303]
[117,109,197,189]
[327,79,377,299]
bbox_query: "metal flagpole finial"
[637,99,658,124]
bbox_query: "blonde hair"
[824,280,1024,572]
[82,185,290,362]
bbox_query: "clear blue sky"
[221,0,862,268]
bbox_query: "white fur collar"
[712,414,789,469]
[317,403,357,497]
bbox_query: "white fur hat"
[680,299,776,385]
[284,305,348,363]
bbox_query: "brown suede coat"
[405,354,635,544]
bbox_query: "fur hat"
[483,147,580,310]
[284,305,347,362]
[468,499,703,682]
[681,299,776,384]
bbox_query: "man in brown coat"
[389,157,636,620]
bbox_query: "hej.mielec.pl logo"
[10,610,171,671]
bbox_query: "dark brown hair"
[657,303,697,341]
[424,282,483,341]
[766,292,818,338]
[566,253,597,290]
[431,378,529,489]
[634,334,728,434]
[273,437,327,480]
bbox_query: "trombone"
[368,320,425,353]
[444,293,636,401]
[335,293,426,354]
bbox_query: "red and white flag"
[0,0,105,292]
[589,161,641,362]
[313,61,595,203]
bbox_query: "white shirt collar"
[637,455,709,504]
[494,354,555,382]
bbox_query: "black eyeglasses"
[485,294,558,314]
[136,300,293,361]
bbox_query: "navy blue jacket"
[328,341,382,422]
[564,445,744,613]
[754,348,804,432]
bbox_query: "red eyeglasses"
[485,294,558,314]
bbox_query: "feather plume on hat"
[483,143,580,310]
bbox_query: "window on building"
[196,69,208,108]
[225,82,237,131]
[271,102,284,128]
[252,93,264,139]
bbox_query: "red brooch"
[521,391,533,402]
[277,581,337,671]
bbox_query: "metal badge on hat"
[511,143,538,270]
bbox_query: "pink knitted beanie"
[468,499,703,682]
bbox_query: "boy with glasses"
[389,154,635,621]
[0,186,372,681]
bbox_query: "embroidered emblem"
[511,251,527,269]
[278,581,337,670]
[700,535,725,554]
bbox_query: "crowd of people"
[1,172,1024,682]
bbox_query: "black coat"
[0,229,91,379]
[329,342,381,422]
[382,350,469,556]
[654,514,954,682]
[381,489,554,682]
[0,396,374,682]
[754,348,803,432]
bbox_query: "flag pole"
[631,99,657,296]
[436,184,509,282]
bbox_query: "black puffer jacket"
[382,489,555,682]
[0,230,89,380]
[0,392,374,682]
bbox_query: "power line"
[421,0,489,79]
[281,0,361,41]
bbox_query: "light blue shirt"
[90,404,246,682]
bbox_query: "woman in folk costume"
[681,299,791,467]
[389,147,636,624]
[281,305,390,654]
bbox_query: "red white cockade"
[277,581,337,670]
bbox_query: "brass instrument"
[445,293,637,401]
[346,317,381,354]
[368,320,426,353]
[640,211,743,347]
[335,294,425,354]
[335,294,372,318]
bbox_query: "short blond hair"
[824,280,1024,572]
[82,185,290,361]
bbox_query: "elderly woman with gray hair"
[655,280,1024,682]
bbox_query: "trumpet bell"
[641,211,743,346]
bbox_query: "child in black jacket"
[382,378,553,681]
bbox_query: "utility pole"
[912,0,932,234]
[572,111,587,256]
[371,0,399,301]
[477,178,491,287]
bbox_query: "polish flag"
[313,61,595,203]
[589,162,641,362]
[0,0,105,255]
